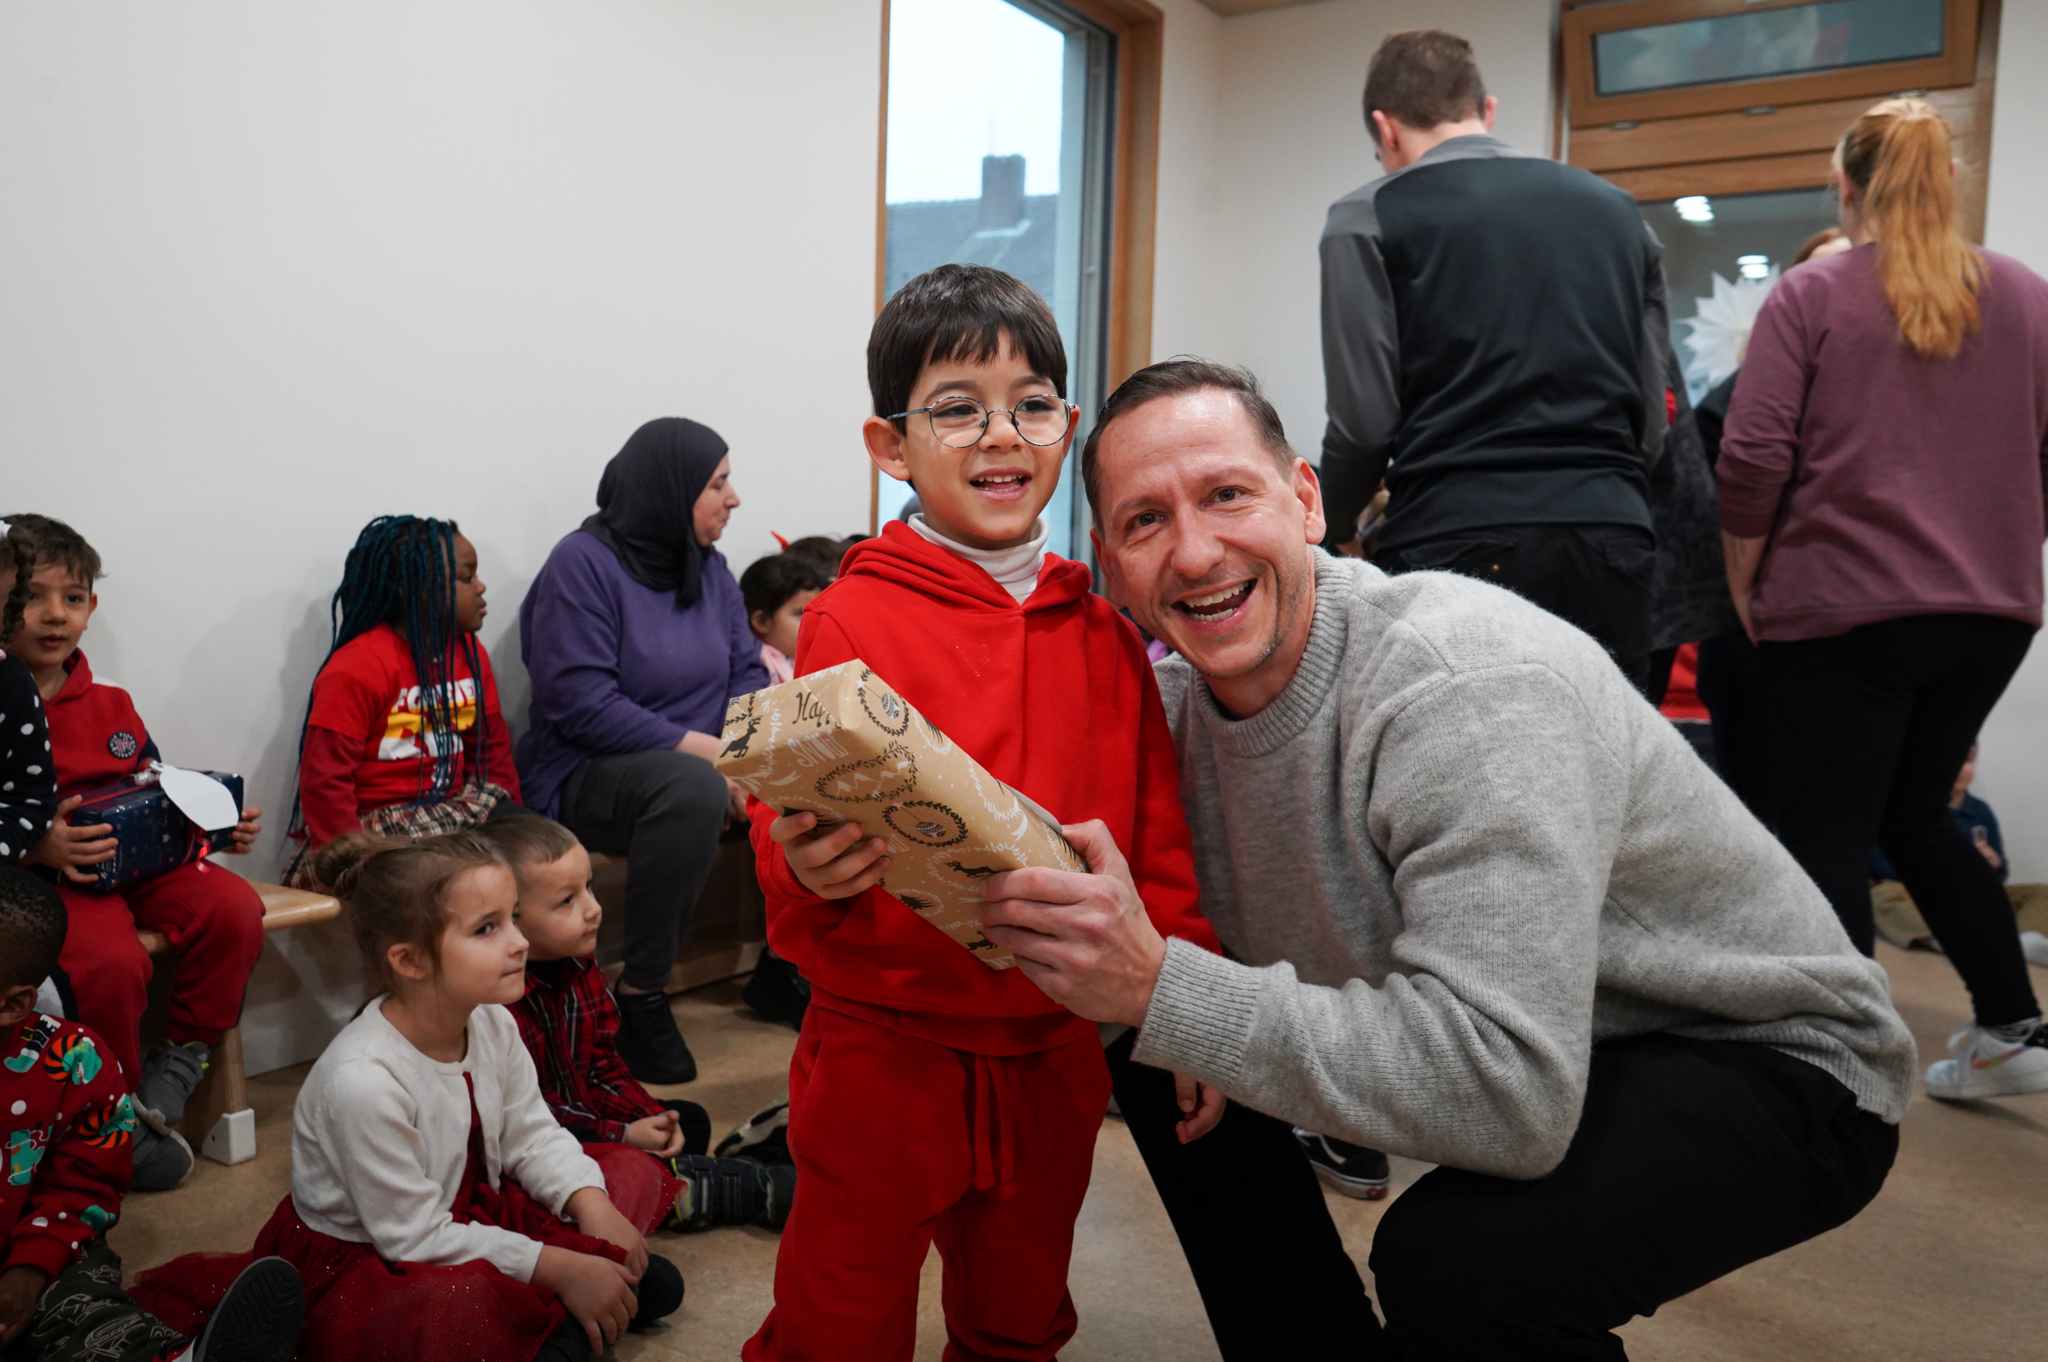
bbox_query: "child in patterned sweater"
[481,816,795,1232]
[0,866,302,1362]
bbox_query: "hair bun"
[313,833,406,898]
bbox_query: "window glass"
[1643,188,1842,402]
[881,0,1113,560]
[1596,0,1946,97]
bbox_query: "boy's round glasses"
[889,395,1076,449]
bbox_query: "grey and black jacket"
[1319,134,1673,552]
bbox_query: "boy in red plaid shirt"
[483,817,795,1231]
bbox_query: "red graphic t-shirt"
[299,624,520,844]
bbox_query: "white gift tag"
[153,763,240,832]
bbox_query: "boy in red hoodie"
[742,265,1219,1362]
[1,516,264,1192]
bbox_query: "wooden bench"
[138,878,341,1166]
[585,842,767,993]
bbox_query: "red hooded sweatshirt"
[750,522,1216,1055]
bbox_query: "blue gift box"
[64,772,244,893]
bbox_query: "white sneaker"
[1924,1023,2048,1101]
[2021,931,2048,969]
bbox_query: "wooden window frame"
[869,0,1162,534]
[1562,0,1981,130]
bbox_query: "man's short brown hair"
[1363,29,1487,143]
[1080,358,1294,523]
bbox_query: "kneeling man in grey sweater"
[977,359,1916,1360]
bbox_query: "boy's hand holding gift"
[24,794,116,883]
[767,811,890,901]
[228,805,262,853]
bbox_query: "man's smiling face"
[1090,386,1326,716]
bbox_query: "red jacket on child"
[44,652,153,798]
[299,624,521,846]
[1,1014,136,1280]
[750,522,1216,1055]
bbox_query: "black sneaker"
[1292,1127,1390,1200]
[741,947,811,1025]
[191,1255,304,1361]
[714,1101,792,1167]
[613,988,697,1085]
[667,1154,796,1232]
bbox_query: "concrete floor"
[112,943,2048,1360]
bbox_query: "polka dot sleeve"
[0,651,58,864]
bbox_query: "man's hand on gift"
[228,806,262,854]
[24,795,117,884]
[977,819,1166,1030]
[767,811,890,901]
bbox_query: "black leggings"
[1761,612,2038,1025]
[559,749,729,992]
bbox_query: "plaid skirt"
[284,783,510,889]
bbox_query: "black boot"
[741,946,811,1025]
[613,987,697,1085]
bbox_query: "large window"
[877,0,1116,560]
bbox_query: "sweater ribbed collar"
[1189,553,1362,758]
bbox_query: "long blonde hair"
[1837,98,1985,360]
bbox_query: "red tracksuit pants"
[56,860,265,1088]
[743,1004,1113,1362]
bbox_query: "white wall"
[1975,0,2048,880]
[1147,0,1228,363]
[1188,0,1557,452]
[2,0,882,1072]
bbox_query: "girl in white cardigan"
[135,831,684,1362]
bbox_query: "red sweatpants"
[743,1005,1112,1362]
[56,860,265,1088]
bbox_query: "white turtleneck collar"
[908,514,1049,605]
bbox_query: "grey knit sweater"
[1136,554,1915,1180]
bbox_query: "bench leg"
[184,1026,256,1165]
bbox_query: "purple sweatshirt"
[516,530,769,817]
[1719,244,2048,642]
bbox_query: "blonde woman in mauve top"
[1718,97,2048,1103]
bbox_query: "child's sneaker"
[714,1101,792,1166]
[132,1108,195,1192]
[1924,1020,2048,1100]
[183,1255,304,1361]
[667,1154,795,1232]
[2021,931,2048,969]
[1292,1127,1391,1200]
[137,1040,211,1127]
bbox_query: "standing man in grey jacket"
[1320,30,1672,690]
[974,359,1914,1359]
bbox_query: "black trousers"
[1112,1032,1895,1361]
[1761,613,2038,1023]
[1377,524,1656,693]
[559,748,729,992]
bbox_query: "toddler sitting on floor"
[480,816,795,1232]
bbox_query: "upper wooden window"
[1563,0,1982,128]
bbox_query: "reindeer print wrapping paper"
[716,661,1087,969]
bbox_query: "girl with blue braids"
[285,517,522,888]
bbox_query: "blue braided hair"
[290,516,490,834]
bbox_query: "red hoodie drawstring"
[968,1053,1020,1200]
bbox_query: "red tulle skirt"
[133,1143,679,1362]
